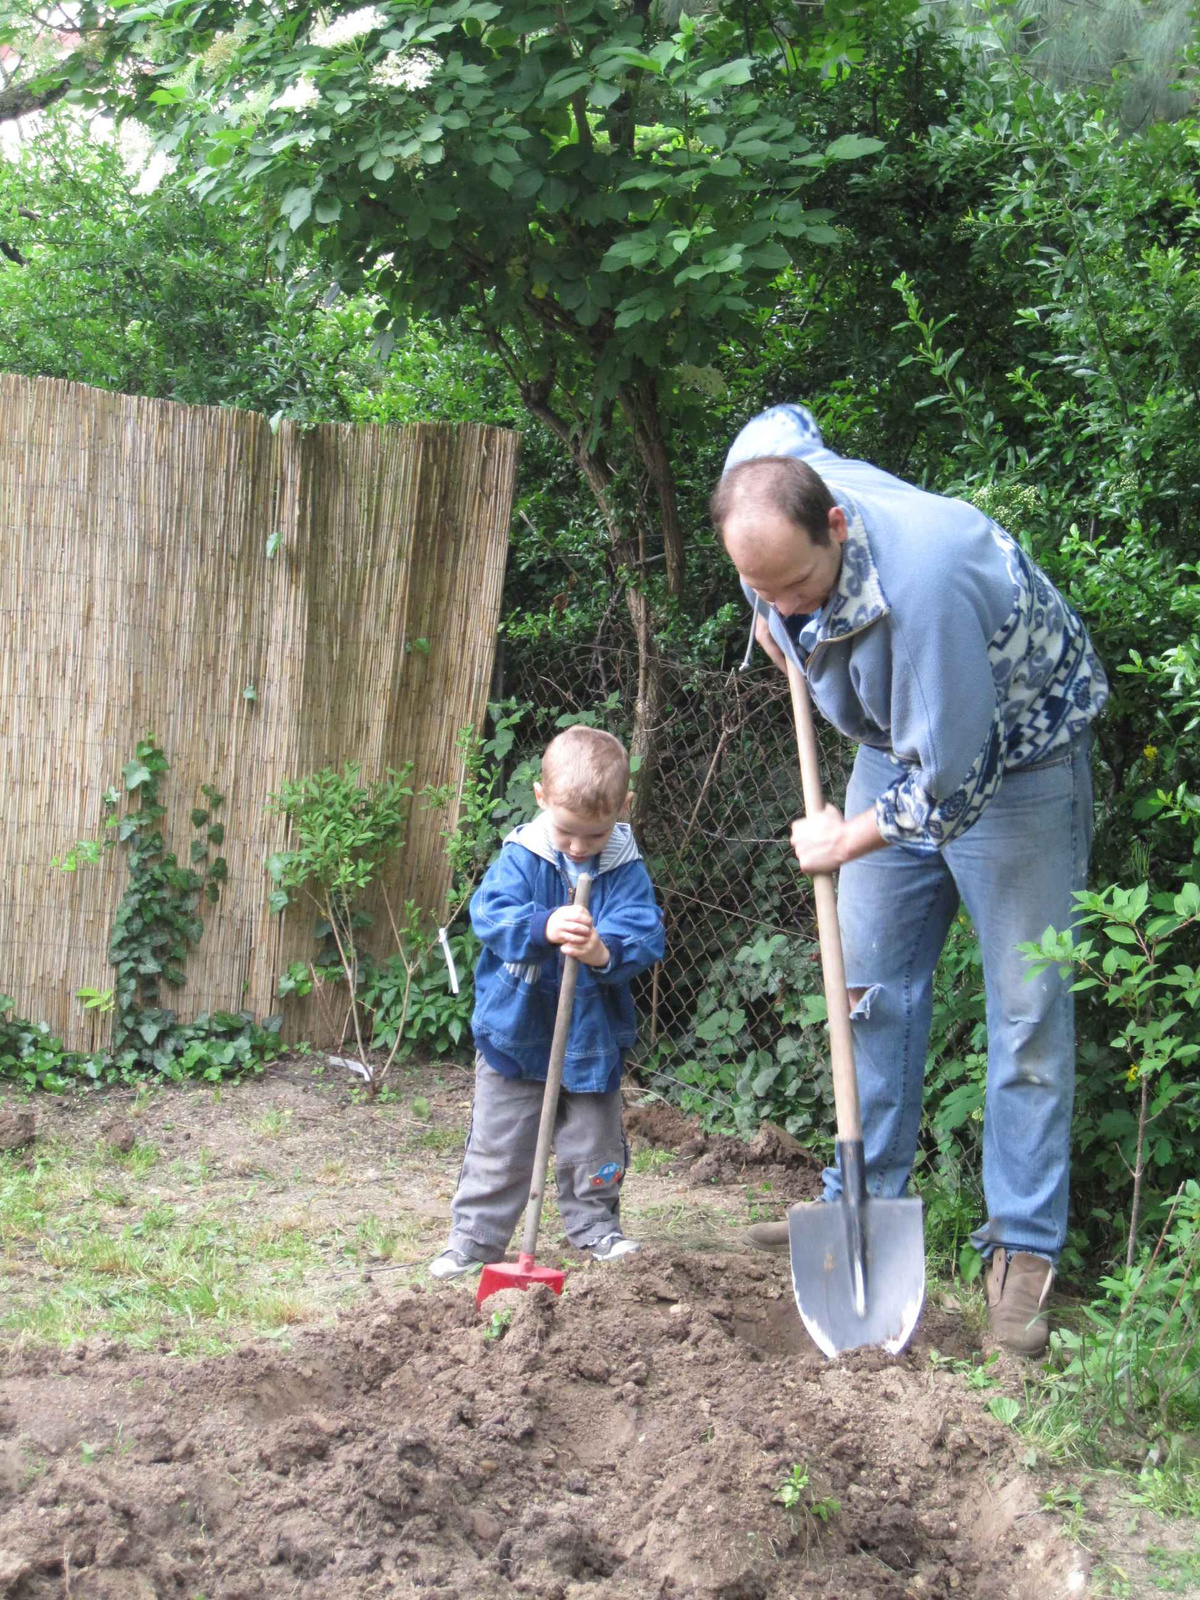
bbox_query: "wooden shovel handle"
[520,873,592,1262]
[786,662,862,1143]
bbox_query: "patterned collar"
[810,500,890,647]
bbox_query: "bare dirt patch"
[624,1101,824,1198]
[0,1254,1082,1600]
[0,1063,1097,1598]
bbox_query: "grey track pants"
[446,1053,629,1261]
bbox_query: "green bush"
[1041,1180,1200,1445]
[360,926,479,1062]
[646,928,832,1142]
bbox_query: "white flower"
[370,48,438,90]
[202,32,238,75]
[132,150,173,196]
[309,7,387,49]
[271,75,320,113]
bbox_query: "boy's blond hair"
[540,725,630,816]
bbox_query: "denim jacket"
[725,404,1109,849]
[469,813,665,1091]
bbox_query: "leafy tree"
[0,117,372,418]
[23,0,901,793]
[958,0,1197,127]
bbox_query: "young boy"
[429,724,665,1278]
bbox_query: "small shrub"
[267,762,417,1094]
[1041,1180,1200,1441]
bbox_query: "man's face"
[533,785,623,862]
[724,504,848,618]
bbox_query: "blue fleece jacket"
[469,813,665,1092]
[725,404,1109,849]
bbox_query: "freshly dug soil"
[623,1103,824,1199]
[0,1247,1080,1600]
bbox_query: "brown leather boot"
[746,1219,790,1254]
[986,1247,1054,1356]
[746,1203,822,1255]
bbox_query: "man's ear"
[828,506,849,545]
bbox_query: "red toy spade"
[476,874,592,1311]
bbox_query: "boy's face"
[533,782,625,862]
[724,503,848,618]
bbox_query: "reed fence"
[0,375,518,1048]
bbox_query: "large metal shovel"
[476,874,592,1311]
[785,661,925,1358]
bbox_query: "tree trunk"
[619,373,686,599]
[0,74,71,125]
[1126,1071,1151,1268]
[517,383,665,825]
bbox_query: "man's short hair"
[540,725,630,816]
[710,456,836,548]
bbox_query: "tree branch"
[0,73,70,123]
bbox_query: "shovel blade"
[475,1259,566,1310]
[789,1197,925,1358]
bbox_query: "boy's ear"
[533,780,545,809]
[618,791,632,821]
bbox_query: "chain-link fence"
[500,638,854,1134]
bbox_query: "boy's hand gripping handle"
[518,874,592,1270]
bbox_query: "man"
[712,404,1106,1355]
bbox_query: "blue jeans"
[829,737,1094,1262]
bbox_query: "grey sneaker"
[428,1248,484,1280]
[986,1248,1054,1356]
[588,1232,642,1262]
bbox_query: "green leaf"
[751,1063,780,1096]
[123,761,152,791]
[280,186,313,230]
[695,59,753,93]
[543,67,591,104]
[825,134,885,161]
[747,242,791,271]
[694,1009,731,1042]
[987,1395,1020,1426]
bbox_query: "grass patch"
[254,1106,294,1139]
[631,1146,675,1176]
[348,1212,438,1264]
[411,1126,464,1155]
[1143,1546,1200,1594]
[168,1148,219,1186]
[1127,1464,1200,1521]
[0,1141,329,1353]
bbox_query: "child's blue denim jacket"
[469,813,665,1093]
